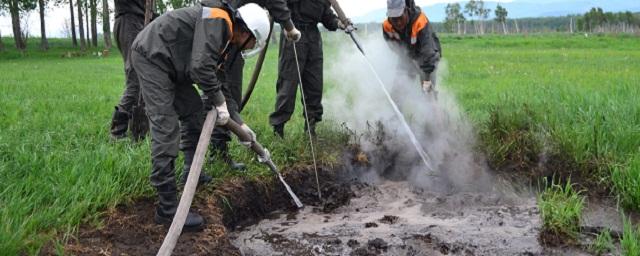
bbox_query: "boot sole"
[155,215,205,233]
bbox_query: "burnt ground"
[48,166,354,256]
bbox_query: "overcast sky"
[0,0,511,38]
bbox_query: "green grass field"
[1,34,639,254]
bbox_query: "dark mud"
[55,166,354,256]
[51,145,636,256]
[227,144,610,255]
[230,179,622,255]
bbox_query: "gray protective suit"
[131,1,231,201]
[110,0,157,138]
[210,0,293,144]
[268,0,340,128]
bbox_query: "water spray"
[361,55,436,173]
[292,42,323,200]
[328,0,436,174]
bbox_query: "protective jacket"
[132,0,235,105]
[287,0,339,30]
[115,0,146,18]
[382,5,441,81]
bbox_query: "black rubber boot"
[180,150,213,185]
[110,106,130,140]
[273,124,285,139]
[154,184,204,232]
[210,140,246,171]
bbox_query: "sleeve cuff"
[210,91,225,106]
[283,19,294,31]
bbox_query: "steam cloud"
[325,36,494,194]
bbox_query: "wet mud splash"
[56,167,352,256]
[230,179,592,255]
[53,147,633,256]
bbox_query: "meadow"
[0,33,639,254]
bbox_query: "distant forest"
[357,5,640,35]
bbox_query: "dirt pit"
[56,150,631,256]
[57,166,354,256]
[231,177,592,256]
[57,165,630,256]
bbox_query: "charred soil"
[53,166,355,256]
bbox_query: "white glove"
[338,19,355,33]
[215,102,230,125]
[258,148,271,163]
[239,123,256,148]
[422,80,434,93]
[284,27,302,42]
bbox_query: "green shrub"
[612,154,640,212]
[538,178,585,243]
[621,216,640,256]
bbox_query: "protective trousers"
[269,27,324,127]
[114,14,144,114]
[131,50,204,192]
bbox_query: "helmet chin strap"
[227,32,252,67]
[239,34,252,51]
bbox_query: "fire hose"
[240,19,274,112]
[156,110,303,256]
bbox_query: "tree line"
[1,0,105,51]
[442,0,639,35]
[578,8,639,33]
[2,1,639,53]
[0,0,204,52]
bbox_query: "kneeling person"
[131,2,270,231]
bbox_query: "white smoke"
[325,37,494,193]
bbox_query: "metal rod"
[224,120,304,208]
[328,0,365,55]
[292,42,322,201]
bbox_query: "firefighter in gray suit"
[109,0,156,139]
[207,0,301,171]
[131,2,270,231]
[269,0,347,138]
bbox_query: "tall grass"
[621,216,640,256]
[443,34,640,207]
[589,228,615,255]
[0,38,344,254]
[538,178,585,243]
[2,34,639,253]
[612,154,640,212]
